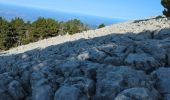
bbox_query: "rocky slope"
[0,16,170,100]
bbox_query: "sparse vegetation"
[0,17,89,51]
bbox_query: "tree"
[161,0,170,17]
[4,24,18,49]
[31,17,60,41]
[10,17,26,45]
[0,17,89,51]
[0,17,9,50]
[98,24,105,29]
[64,19,89,35]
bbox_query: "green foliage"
[98,24,105,29]
[31,17,60,41]
[0,17,89,51]
[0,17,9,50]
[161,0,170,17]
[65,19,88,35]
[58,19,88,35]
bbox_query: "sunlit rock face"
[0,16,170,100]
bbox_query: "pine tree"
[98,24,105,29]
[161,0,170,17]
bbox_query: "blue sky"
[0,0,164,19]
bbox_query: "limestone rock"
[125,53,160,71]
[115,87,160,100]
[8,80,26,100]
[151,67,170,94]
[95,66,151,100]
[32,85,54,100]
[54,85,81,100]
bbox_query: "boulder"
[0,92,13,100]
[55,60,80,77]
[125,53,160,71]
[20,71,31,93]
[30,71,45,88]
[80,61,99,80]
[139,41,167,66]
[95,66,151,100]
[8,80,26,100]
[151,67,170,94]
[164,94,170,100]
[115,87,160,100]
[102,45,127,66]
[54,85,81,100]
[64,77,95,97]
[77,48,106,63]
[135,31,152,40]
[96,43,117,56]
[0,72,13,86]
[31,85,54,100]
[154,28,170,39]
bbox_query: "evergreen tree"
[0,17,89,51]
[4,24,18,49]
[0,17,9,50]
[98,24,105,29]
[161,0,170,17]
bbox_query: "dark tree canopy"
[98,24,105,29]
[161,0,170,17]
[0,17,89,51]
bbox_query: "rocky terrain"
[0,16,170,100]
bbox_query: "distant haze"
[0,4,125,28]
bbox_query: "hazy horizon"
[0,0,163,19]
[0,3,126,28]
[0,0,164,28]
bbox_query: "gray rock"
[167,48,170,66]
[115,87,159,100]
[30,72,45,88]
[151,67,170,94]
[106,45,127,65]
[77,52,90,61]
[56,60,80,77]
[135,31,152,40]
[125,53,160,71]
[77,48,106,63]
[95,66,151,100]
[0,92,13,100]
[54,85,81,100]
[139,41,167,66]
[0,72,13,95]
[104,56,123,66]
[0,72,13,86]
[164,94,170,100]
[1,16,170,100]
[8,80,26,100]
[32,85,54,100]
[154,28,170,39]
[65,77,95,97]
[96,43,117,56]
[20,71,31,93]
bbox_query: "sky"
[0,0,164,19]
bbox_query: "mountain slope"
[0,16,170,100]
[1,16,170,55]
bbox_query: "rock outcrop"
[0,16,170,100]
